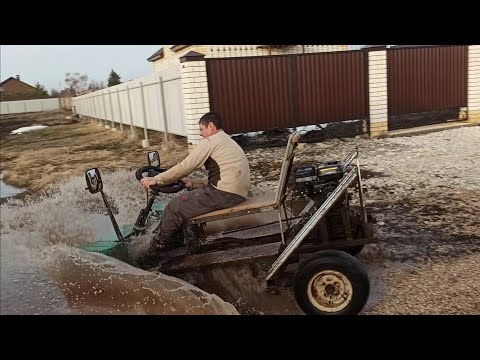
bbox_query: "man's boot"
[137,232,170,270]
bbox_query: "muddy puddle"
[0,170,239,315]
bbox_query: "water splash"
[0,170,238,315]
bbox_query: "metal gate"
[387,45,468,116]
[206,51,368,134]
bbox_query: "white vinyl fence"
[73,66,186,145]
[0,98,66,114]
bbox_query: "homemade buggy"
[83,131,377,315]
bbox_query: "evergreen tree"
[34,82,49,97]
[107,69,122,87]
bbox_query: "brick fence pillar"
[367,48,389,138]
[179,51,211,151]
[468,45,480,123]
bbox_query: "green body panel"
[80,201,167,263]
[151,202,166,212]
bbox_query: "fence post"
[95,96,101,125]
[179,51,210,152]
[6,102,10,114]
[367,47,389,138]
[126,85,137,140]
[23,101,27,113]
[139,81,150,148]
[95,96,100,124]
[93,96,99,123]
[468,45,480,123]
[102,93,110,129]
[94,96,98,123]
[116,89,124,131]
[108,90,116,131]
[89,97,94,122]
[91,96,95,121]
[158,75,169,149]
[87,97,91,120]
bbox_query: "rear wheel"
[294,250,369,315]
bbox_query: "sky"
[0,45,162,93]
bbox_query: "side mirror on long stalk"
[148,151,160,167]
[85,168,103,194]
[84,168,124,242]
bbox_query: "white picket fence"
[0,98,71,114]
[73,66,186,140]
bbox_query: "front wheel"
[294,250,370,315]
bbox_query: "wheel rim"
[307,270,353,312]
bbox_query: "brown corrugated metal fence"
[387,46,468,116]
[206,56,292,134]
[206,51,368,134]
[296,51,367,127]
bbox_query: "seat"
[188,131,299,226]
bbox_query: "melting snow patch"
[11,125,48,135]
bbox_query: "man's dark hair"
[199,112,223,129]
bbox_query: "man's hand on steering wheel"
[140,177,157,189]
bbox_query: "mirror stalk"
[100,190,125,242]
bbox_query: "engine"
[293,160,346,199]
[293,159,350,240]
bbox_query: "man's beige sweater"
[153,130,250,198]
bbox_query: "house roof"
[147,45,194,62]
[170,45,189,52]
[147,48,164,62]
[0,77,37,89]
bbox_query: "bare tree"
[88,80,100,90]
[88,80,106,90]
[65,73,89,94]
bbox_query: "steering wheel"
[135,166,185,193]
